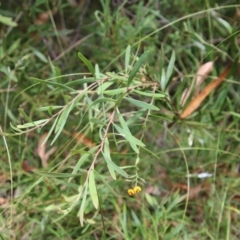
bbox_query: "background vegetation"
[1,0,240,239]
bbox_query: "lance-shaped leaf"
[51,101,75,144]
[124,97,159,110]
[128,50,150,86]
[125,45,131,73]
[89,170,99,209]
[78,52,96,79]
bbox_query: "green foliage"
[1,0,240,239]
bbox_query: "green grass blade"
[89,170,99,209]
[125,45,131,73]
[128,50,150,86]
[124,97,159,110]
[78,52,96,79]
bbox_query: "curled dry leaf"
[36,133,56,168]
[145,185,161,196]
[180,65,231,119]
[173,183,203,201]
[22,160,36,172]
[181,61,214,106]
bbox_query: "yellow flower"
[128,189,135,196]
[133,186,141,193]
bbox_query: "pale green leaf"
[17,119,48,129]
[78,52,95,78]
[79,186,88,226]
[113,124,145,147]
[0,14,17,27]
[35,171,80,178]
[124,97,159,110]
[89,170,99,209]
[38,106,63,111]
[160,68,167,90]
[30,77,75,92]
[102,152,128,178]
[104,87,128,95]
[97,81,114,95]
[125,45,131,73]
[167,51,175,80]
[51,102,74,144]
[55,102,74,133]
[107,164,116,180]
[42,116,59,146]
[133,90,165,98]
[128,50,150,86]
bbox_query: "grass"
[1,0,240,239]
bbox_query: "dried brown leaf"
[180,65,231,119]
[73,133,95,148]
[187,184,203,201]
[36,133,56,168]
[181,61,214,106]
[22,160,36,172]
[34,9,57,25]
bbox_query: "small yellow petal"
[128,189,135,196]
[133,186,141,193]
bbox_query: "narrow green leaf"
[88,98,115,109]
[94,171,118,197]
[117,109,129,132]
[126,110,145,125]
[125,45,131,73]
[115,92,127,107]
[42,116,59,146]
[106,72,128,81]
[79,186,88,226]
[124,97,159,110]
[51,102,74,145]
[97,81,114,95]
[113,124,145,147]
[31,47,48,63]
[129,142,139,154]
[0,14,17,27]
[89,170,99,209]
[30,77,75,92]
[133,90,165,98]
[103,138,117,179]
[95,64,101,79]
[8,39,21,55]
[230,112,240,118]
[55,102,74,133]
[17,119,48,129]
[78,52,95,78]
[160,68,167,90]
[70,148,97,183]
[35,171,80,178]
[102,152,128,178]
[107,164,116,180]
[166,51,175,88]
[38,106,63,111]
[128,50,149,86]
[80,170,88,186]
[65,78,96,86]
[90,118,105,126]
[62,194,79,203]
[18,108,34,123]
[10,122,22,132]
